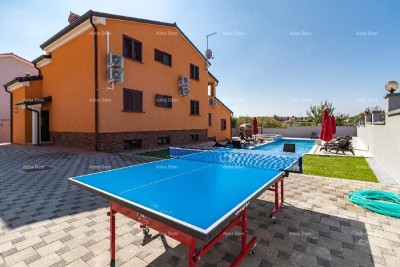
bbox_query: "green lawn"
[303,155,378,182]
[138,149,169,159]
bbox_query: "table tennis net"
[168,147,302,172]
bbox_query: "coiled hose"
[348,190,400,218]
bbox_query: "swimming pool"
[252,138,315,155]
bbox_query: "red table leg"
[110,204,116,263]
[109,201,257,266]
[188,237,196,267]
[268,177,285,222]
[231,209,257,266]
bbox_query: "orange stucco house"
[3,10,232,152]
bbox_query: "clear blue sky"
[1,0,399,116]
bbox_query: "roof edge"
[0,53,33,65]
[215,97,233,114]
[208,72,219,83]
[41,10,176,49]
[3,75,43,89]
[39,10,208,61]
[32,54,51,64]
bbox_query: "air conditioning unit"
[107,68,124,84]
[210,98,217,107]
[107,53,124,69]
[179,76,190,87]
[179,86,190,96]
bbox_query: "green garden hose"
[348,190,400,218]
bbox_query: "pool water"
[252,138,315,155]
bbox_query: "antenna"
[205,32,217,69]
[205,32,217,59]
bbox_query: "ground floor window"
[124,139,142,150]
[157,137,171,145]
[191,134,199,141]
[221,119,227,130]
[190,100,200,115]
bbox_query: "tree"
[306,100,353,126]
[231,117,239,128]
[306,100,335,126]
[335,113,350,126]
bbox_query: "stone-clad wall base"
[51,129,208,153]
[51,132,95,151]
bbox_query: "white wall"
[232,126,356,139]
[357,113,400,181]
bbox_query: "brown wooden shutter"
[123,37,132,58]
[155,49,163,62]
[123,89,134,111]
[132,90,143,112]
[190,64,194,79]
[134,41,142,62]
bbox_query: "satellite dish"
[205,49,213,59]
[385,81,399,94]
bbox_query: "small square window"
[157,137,171,145]
[155,49,172,66]
[155,94,173,108]
[124,139,142,150]
[191,134,199,141]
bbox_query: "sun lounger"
[327,139,355,155]
[319,136,352,152]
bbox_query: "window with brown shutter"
[208,113,212,126]
[123,88,143,112]
[221,119,227,130]
[190,100,200,115]
[123,35,142,62]
[190,64,199,80]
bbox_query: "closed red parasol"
[320,109,333,142]
[252,117,258,138]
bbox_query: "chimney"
[68,11,81,24]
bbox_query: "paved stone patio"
[1,144,400,267]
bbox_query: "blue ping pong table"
[68,148,301,266]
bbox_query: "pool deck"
[310,137,371,158]
[1,144,400,266]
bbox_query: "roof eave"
[208,71,219,83]
[40,10,208,62]
[32,54,51,65]
[3,76,43,89]
[215,97,233,114]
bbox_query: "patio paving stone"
[1,144,400,266]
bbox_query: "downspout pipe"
[90,14,99,151]
[25,105,40,146]
[33,62,42,78]
[3,86,12,143]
